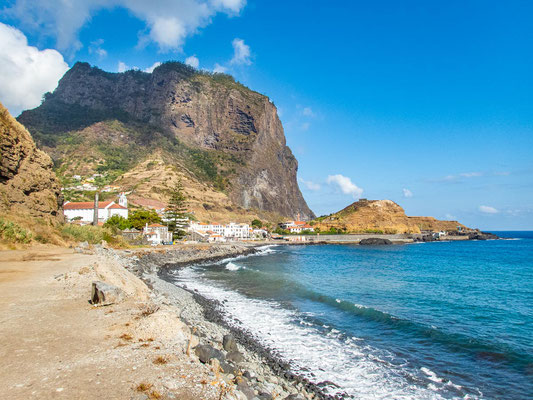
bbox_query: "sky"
[1,0,532,230]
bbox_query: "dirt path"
[0,246,220,400]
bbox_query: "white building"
[143,223,173,245]
[63,193,128,223]
[189,221,250,240]
[279,220,313,233]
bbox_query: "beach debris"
[91,281,124,306]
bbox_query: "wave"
[290,289,531,370]
[225,261,245,271]
[172,267,456,399]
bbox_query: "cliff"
[18,62,314,221]
[313,199,467,234]
[0,102,63,221]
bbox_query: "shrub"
[0,218,33,243]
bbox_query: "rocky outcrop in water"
[0,102,63,221]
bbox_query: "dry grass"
[153,356,168,365]
[136,382,153,392]
[149,390,162,399]
[139,304,159,317]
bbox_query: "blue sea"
[167,232,533,399]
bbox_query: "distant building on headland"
[63,193,128,223]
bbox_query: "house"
[143,223,173,245]
[206,231,226,243]
[287,223,313,234]
[279,220,312,233]
[63,193,128,223]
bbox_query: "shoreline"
[127,243,341,399]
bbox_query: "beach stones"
[194,344,224,364]
[223,334,238,352]
[91,281,124,305]
[226,350,245,364]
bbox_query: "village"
[62,189,318,245]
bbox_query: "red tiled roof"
[148,223,166,227]
[63,201,114,210]
[108,204,127,209]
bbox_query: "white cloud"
[445,213,457,220]
[299,178,320,191]
[230,38,251,65]
[0,23,69,116]
[88,38,107,58]
[300,122,310,131]
[402,188,413,198]
[5,0,247,54]
[327,174,363,199]
[479,205,499,214]
[460,172,482,178]
[185,55,199,69]
[302,107,314,117]
[213,63,228,73]
[144,61,161,73]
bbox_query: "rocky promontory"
[313,199,467,235]
[0,102,63,221]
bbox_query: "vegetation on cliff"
[313,199,467,234]
[18,61,314,223]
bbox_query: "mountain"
[0,102,62,221]
[313,199,467,234]
[18,61,315,222]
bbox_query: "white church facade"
[63,193,128,223]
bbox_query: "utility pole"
[93,192,99,226]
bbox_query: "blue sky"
[1,1,532,229]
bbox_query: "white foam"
[421,367,443,383]
[173,268,466,399]
[212,245,278,266]
[225,262,244,271]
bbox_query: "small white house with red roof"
[143,223,173,245]
[63,193,128,223]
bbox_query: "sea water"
[166,233,533,399]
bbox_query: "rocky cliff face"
[0,102,63,221]
[314,199,466,234]
[18,62,314,220]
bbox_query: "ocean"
[166,232,533,399]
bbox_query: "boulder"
[219,360,238,375]
[91,281,124,305]
[237,380,256,400]
[194,344,225,364]
[226,350,245,364]
[359,238,392,245]
[223,334,238,352]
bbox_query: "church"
[63,193,128,223]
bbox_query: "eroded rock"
[91,281,124,305]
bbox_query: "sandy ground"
[0,246,222,400]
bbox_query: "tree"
[165,179,188,239]
[128,210,161,230]
[251,219,262,229]
[104,215,131,230]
